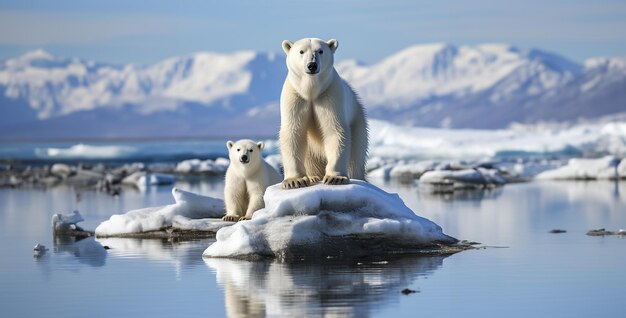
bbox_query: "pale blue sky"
[0,0,625,65]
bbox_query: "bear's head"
[226,139,264,170]
[282,38,338,77]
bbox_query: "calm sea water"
[1,179,625,317]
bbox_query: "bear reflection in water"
[205,255,447,317]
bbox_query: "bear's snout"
[240,155,249,163]
[306,62,318,74]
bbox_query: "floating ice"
[535,156,621,180]
[33,243,48,257]
[369,119,626,160]
[203,180,457,259]
[121,171,175,188]
[175,158,229,174]
[52,210,85,233]
[95,187,225,237]
[419,168,507,191]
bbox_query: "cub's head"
[226,139,264,169]
[282,38,338,76]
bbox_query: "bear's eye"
[299,50,304,54]
[236,148,240,152]
[318,50,323,54]
[249,149,253,152]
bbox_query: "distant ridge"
[1,44,625,139]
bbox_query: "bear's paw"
[322,175,349,185]
[282,177,311,189]
[222,215,240,222]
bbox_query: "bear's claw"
[282,177,311,189]
[239,215,251,221]
[322,175,349,185]
[222,215,240,222]
[307,176,322,183]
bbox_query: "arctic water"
[1,177,625,317]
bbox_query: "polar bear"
[222,139,282,221]
[279,38,368,189]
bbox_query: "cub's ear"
[226,140,234,149]
[327,39,338,53]
[282,40,293,54]
[256,142,264,150]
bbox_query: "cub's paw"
[222,215,240,222]
[322,175,349,185]
[282,177,310,189]
[307,176,322,183]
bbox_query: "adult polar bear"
[280,38,368,189]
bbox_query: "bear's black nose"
[240,155,249,163]
[307,62,318,73]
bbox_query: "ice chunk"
[95,187,225,236]
[203,180,457,259]
[535,156,620,180]
[175,158,229,174]
[52,210,85,233]
[33,243,48,257]
[121,171,175,188]
[419,168,507,192]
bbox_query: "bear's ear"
[327,39,338,53]
[226,140,234,150]
[282,40,293,54]
[257,142,264,150]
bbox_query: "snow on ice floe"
[95,187,226,237]
[535,156,623,180]
[203,180,458,259]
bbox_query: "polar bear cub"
[279,38,368,189]
[222,139,282,221]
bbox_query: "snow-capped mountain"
[1,44,625,139]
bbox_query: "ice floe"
[52,210,85,234]
[174,158,229,174]
[121,171,175,188]
[369,119,626,159]
[535,156,622,180]
[95,187,225,237]
[419,168,507,192]
[203,180,458,259]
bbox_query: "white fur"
[223,139,282,221]
[279,38,368,188]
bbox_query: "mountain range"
[1,44,625,139]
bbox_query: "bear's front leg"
[321,127,350,185]
[279,103,311,189]
[222,175,246,222]
[240,184,265,221]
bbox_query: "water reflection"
[418,186,504,201]
[52,236,107,267]
[97,237,211,269]
[205,255,449,317]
